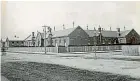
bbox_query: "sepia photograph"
[1,0,140,81]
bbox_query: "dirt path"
[1,61,139,81]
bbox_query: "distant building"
[35,26,140,47]
[35,26,89,47]
[0,39,6,48]
[119,29,140,44]
[85,27,140,45]
[5,26,139,47]
[85,29,118,45]
[24,32,36,47]
[5,37,24,47]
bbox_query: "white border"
[1,0,140,1]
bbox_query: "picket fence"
[122,45,140,56]
[7,45,121,53]
[68,45,121,52]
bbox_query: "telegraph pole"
[42,25,49,54]
[94,28,97,59]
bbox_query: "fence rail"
[122,45,140,56]
[7,45,122,53]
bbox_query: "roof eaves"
[24,35,31,40]
[9,40,24,41]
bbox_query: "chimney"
[117,28,120,32]
[94,27,96,31]
[87,24,88,30]
[73,21,74,28]
[32,32,35,46]
[98,25,102,44]
[117,28,121,36]
[63,24,65,29]
[124,26,126,30]
[54,26,55,31]
[110,27,112,31]
[32,32,35,37]
[98,25,101,33]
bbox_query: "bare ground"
[1,61,140,81]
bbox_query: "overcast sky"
[1,1,140,39]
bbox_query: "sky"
[1,1,140,39]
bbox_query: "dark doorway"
[130,37,136,44]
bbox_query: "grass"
[1,61,140,81]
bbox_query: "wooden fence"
[68,45,121,52]
[7,45,122,53]
[8,47,58,53]
[122,45,140,56]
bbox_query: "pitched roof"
[102,31,117,37]
[120,30,131,37]
[40,26,77,38]
[24,35,32,41]
[52,27,77,37]
[1,38,7,42]
[85,29,133,38]
[85,30,117,37]
[7,37,24,41]
[37,26,133,38]
[85,30,99,37]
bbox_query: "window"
[119,33,121,36]
[59,39,61,43]
[120,39,122,43]
[64,39,66,43]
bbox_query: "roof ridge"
[52,27,76,33]
[40,26,79,38]
[85,30,117,32]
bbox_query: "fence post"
[67,46,69,52]
[57,47,59,53]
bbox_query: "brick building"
[85,27,140,45]
[35,26,140,47]
[119,29,140,44]
[85,28,118,45]
[35,26,89,47]
[3,26,140,47]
